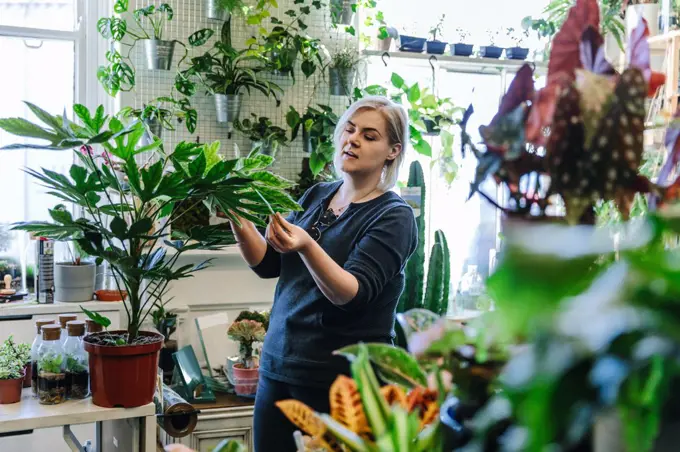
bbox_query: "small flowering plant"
[227,319,266,369]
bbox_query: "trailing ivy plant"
[0,103,301,343]
[118,96,198,134]
[234,114,289,154]
[97,0,214,96]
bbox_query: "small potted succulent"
[234,114,288,156]
[451,27,474,57]
[0,336,27,404]
[227,317,266,396]
[480,29,503,59]
[329,46,361,96]
[505,27,530,60]
[426,14,447,55]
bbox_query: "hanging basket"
[329,67,356,96]
[214,94,242,123]
[144,39,176,71]
[205,0,232,21]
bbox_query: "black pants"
[253,374,331,452]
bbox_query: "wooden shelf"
[362,50,548,75]
[647,30,680,50]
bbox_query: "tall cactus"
[397,161,426,313]
[423,230,451,316]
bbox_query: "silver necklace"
[329,187,381,215]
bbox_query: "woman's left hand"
[266,213,313,254]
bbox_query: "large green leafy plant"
[0,103,301,343]
[286,104,339,176]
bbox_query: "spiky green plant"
[424,230,451,316]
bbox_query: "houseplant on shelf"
[480,29,503,58]
[286,104,339,176]
[0,102,301,407]
[97,2,214,95]
[234,114,288,156]
[0,336,28,404]
[227,316,266,396]
[451,27,474,56]
[176,40,282,124]
[329,45,361,96]
[505,26,530,60]
[54,245,96,303]
[426,14,448,55]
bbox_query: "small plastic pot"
[479,45,504,59]
[0,374,24,404]
[452,43,474,57]
[232,364,259,396]
[399,35,426,52]
[426,40,447,55]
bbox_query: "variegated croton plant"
[461,0,680,225]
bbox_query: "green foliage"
[397,161,426,315]
[150,303,177,341]
[65,354,88,373]
[39,353,64,374]
[286,105,339,176]
[331,45,361,69]
[0,336,29,379]
[234,309,270,332]
[423,230,450,316]
[118,96,198,134]
[234,114,288,154]
[0,103,300,343]
[81,306,112,329]
[212,439,245,452]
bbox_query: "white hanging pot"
[626,4,659,37]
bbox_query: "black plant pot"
[159,339,178,385]
[302,127,313,154]
[399,35,426,53]
[422,117,441,136]
[452,43,474,57]
[506,46,529,60]
[426,40,447,55]
[480,45,503,59]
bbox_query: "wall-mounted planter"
[205,0,232,21]
[479,45,503,59]
[144,118,163,138]
[85,331,163,408]
[330,0,355,25]
[426,40,447,55]
[399,35,426,53]
[54,262,95,303]
[329,67,356,96]
[144,39,176,71]
[451,43,474,57]
[269,47,298,76]
[214,93,242,124]
[505,46,529,60]
[251,140,276,156]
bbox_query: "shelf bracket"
[63,425,94,452]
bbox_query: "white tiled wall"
[121,0,357,181]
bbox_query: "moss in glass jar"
[65,354,89,399]
[37,354,65,405]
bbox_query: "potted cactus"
[0,336,28,404]
[227,317,266,396]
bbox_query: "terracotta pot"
[232,363,259,396]
[0,374,24,404]
[23,363,31,388]
[84,330,163,408]
[94,289,128,302]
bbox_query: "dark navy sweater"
[252,180,418,388]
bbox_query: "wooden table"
[0,388,156,452]
[160,393,255,452]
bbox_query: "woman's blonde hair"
[332,96,410,191]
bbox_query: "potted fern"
[0,102,301,407]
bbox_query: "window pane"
[0,0,76,31]
[0,36,75,290]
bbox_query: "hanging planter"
[84,331,163,408]
[330,0,355,25]
[205,0,232,21]
[302,127,313,154]
[144,39,176,71]
[214,94,242,123]
[268,47,298,75]
[54,261,95,303]
[422,117,442,136]
[505,46,529,60]
[251,140,275,156]
[329,67,356,96]
[144,118,163,138]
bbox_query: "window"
[0,0,99,290]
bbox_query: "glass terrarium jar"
[37,324,66,405]
[58,314,77,345]
[31,319,56,397]
[455,264,492,314]
[63,320,89,399]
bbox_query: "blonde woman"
[231,96,417,451]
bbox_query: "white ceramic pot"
[54,262,95,302]
[626,4,659,37]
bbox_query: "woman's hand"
[266,213,313,254]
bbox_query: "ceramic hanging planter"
[84,331,163,408]
[205,0,232,21]
[144,39,176,71]
[214,93,242,123]
[329,67,356,96]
